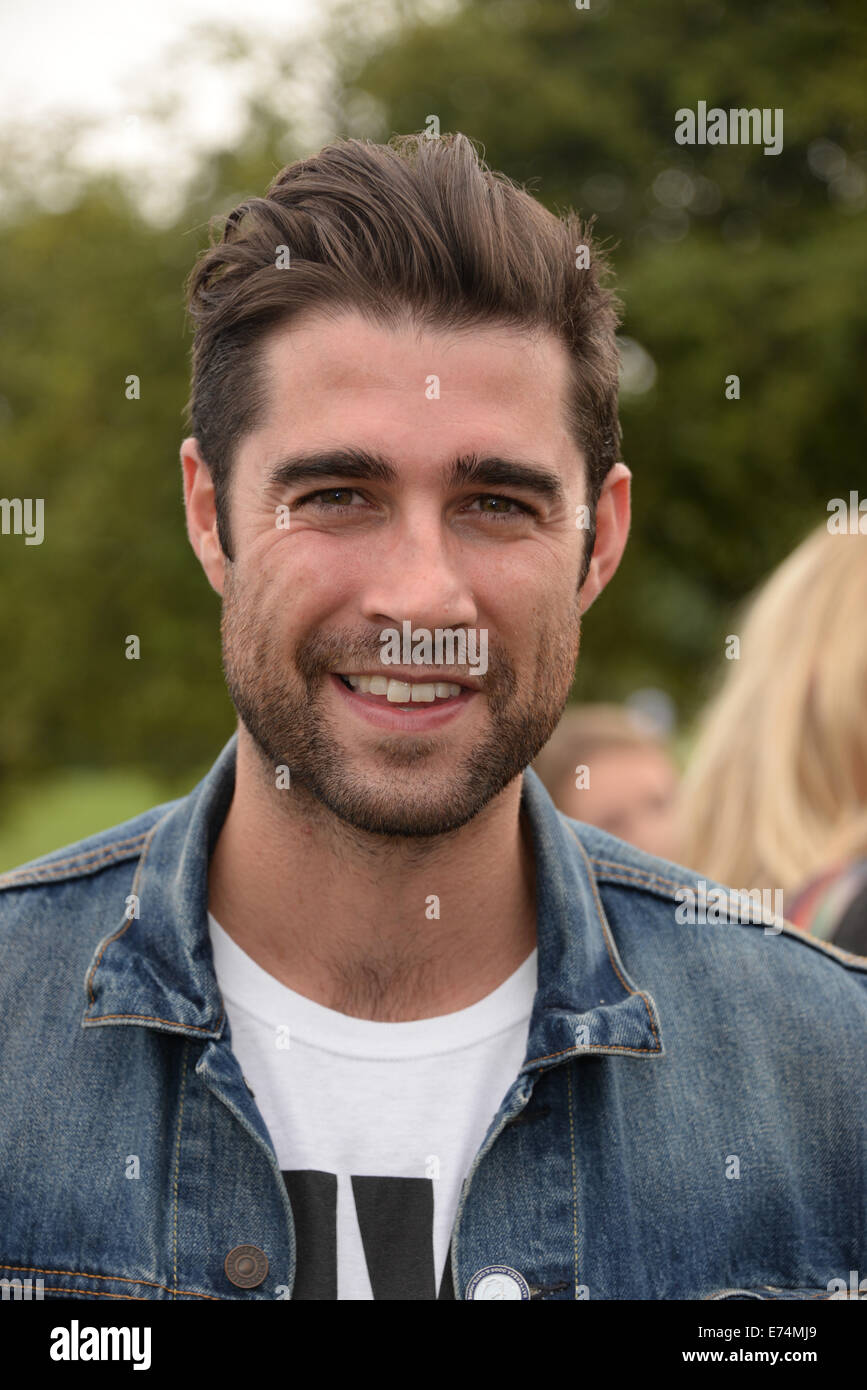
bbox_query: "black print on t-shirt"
[281,1170,455,1300]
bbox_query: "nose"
[358,505,479,633]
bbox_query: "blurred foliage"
[0,0,865,852]
[0,767,200,874]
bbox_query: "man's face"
[192,310,626,837]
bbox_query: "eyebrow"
[265,448,566,506]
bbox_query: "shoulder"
[562,814,867,986]
[0,800,178,918]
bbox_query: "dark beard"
[220,565,581,839]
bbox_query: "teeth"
[340,675,464,702]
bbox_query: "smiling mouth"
[336,673,465,707]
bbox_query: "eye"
[294,488,366,512]
[290,489,539,522]
[464,495,538,522]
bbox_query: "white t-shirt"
[208,913,536,1300]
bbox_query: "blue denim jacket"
[1,733,865,1301]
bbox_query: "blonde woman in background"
[678,523,867,955]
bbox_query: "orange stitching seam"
[42,1288,151,1300]
[706,1287,832,1301]
[567,826,662,1048]
[86,819,160,1006]
[85,1011,224,1033]
[591,861,864,960]
[529,1042,658,1064]
[172,1042,190,1297]
[565,1065,580,1297]
[0,1262,219,1299]
[588,856,689,893]
[0,833,151,885]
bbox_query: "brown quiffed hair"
[184,132,622,559]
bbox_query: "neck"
[207,729,537,1021]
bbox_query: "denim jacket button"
[466,1266,531,1300]
[225,1245,269,1288]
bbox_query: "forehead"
[251,308,578,465]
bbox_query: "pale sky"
[0,0,464,220]
[0,0,343,219]
[0,0,319,126]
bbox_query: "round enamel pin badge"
[466,1265,531,1300]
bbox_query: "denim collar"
[84,734,663,1069]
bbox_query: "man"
[0,133,864,1302]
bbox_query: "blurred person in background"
[678,524,867,955]
[532,703,680,860]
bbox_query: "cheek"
[256,533,356,618]
[473,567,562,644]
[500,547,580,623]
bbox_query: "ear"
[578,462,631,615]
[180,437,226,596]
